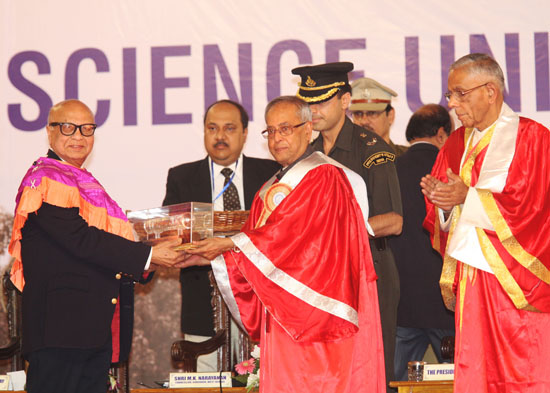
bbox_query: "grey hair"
[265,95,312,122]
[450,53,505,92]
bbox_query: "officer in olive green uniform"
[292,62,402,392]
[350,77,408,157]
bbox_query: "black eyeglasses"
[261,122,306,139]
[444,83,489,102]
[49,122,97,137]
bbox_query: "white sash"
[259,151,372,235]
[212,151,372,331]
[447,103,519,273]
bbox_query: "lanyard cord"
[211,158,238,202]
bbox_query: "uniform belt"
[371,237,387,251]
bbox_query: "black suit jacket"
[19,151,151,360]
[163,155,280,335]
[389,143,454,329]
[20,203,151,357]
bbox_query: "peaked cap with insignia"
[291,62,354,104]
[349,77,397,112]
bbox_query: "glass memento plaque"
[127,202,213,245]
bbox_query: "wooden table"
[0,387,250,393]
[131,388,249,393]
[389,380,453,393]
[3,383,452,393]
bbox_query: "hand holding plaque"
[185,237,235,261]
[150,237,188,268]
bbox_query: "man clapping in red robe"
[422,53,550,393]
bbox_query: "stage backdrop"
[1,0,550,386]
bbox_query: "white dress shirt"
[209,154,245,211]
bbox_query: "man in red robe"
[421,53,550,393]
[185,95,385,393]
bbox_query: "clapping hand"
[420,168,468,212]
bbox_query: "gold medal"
[264,183,292,211]
[256,183,292,228]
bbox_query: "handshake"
[148,236,236,271]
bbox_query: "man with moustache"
[8,100,186,393]
[183,95,385,393]
[292,62,402,390]
[162,99,280,370]
[422,53,550,392]
[349,77,408,156]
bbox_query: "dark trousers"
[26,340,112,393]
[370,245,400,392]
[394,326,455,381]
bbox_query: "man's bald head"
[47,100,96,167]
[48,100,94,124]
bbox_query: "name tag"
[423,364,454,381]
[169,372,232,388]
[0,375,9,390]
[6,370,26,391]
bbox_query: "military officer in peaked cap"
[292,62,402,392]
[350,77,408,156]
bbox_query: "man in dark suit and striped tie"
[162,100,280,370]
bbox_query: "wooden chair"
[110,361,130,393]
[110,272,144,393]
[0,271,131,393]
[171,271,251,372]
[0,271,23,371]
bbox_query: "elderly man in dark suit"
[389,104,455,380]
[9,99,187,393]
[162,99,280,370]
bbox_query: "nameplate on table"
[0,375,9,390]
[169,372,232,388]
[423,363,454,381]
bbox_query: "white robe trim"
[446,103,519,273]
[212,152,367,329]
[260,151,373,236]
[229,232,359,327]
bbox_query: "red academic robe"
[424,110,550,393]
[212,154,385,393]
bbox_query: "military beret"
[291,62,354,104]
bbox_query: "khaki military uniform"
[311,117,402,388]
